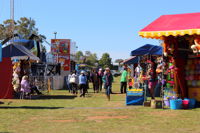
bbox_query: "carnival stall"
[126,44,162,106]
[0,44,40,99]
[139,12,200,109]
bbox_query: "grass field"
[0,77,200,133]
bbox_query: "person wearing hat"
[79,71,87,97]
[102,68,113,101]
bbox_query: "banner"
[0,43,2,62]
[51,39,71,71]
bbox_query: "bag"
[69,75,76,83]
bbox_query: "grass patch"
[0,77,200,133]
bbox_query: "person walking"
[120,68,128,93]
[79,71,87,97]
[90,69,99,93]
[67,72,73,93]
[98,68,104,92]
[69,71,79,94]
[102,68,113,101]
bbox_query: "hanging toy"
[191,36,200,53]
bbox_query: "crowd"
[18,67,128,101]
[67,68,114,101]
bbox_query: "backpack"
[69,74,76,83]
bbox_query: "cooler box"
[126,88,144,105]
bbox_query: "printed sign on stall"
[51,39,71,71]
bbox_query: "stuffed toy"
[13,62,20,70]
[162,42,169,56]
[12,72,20,92]
[191,36,200,53]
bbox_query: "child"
[128,78,133,89]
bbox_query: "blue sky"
[0,0,200,61]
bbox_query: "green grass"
[0,77,200,133]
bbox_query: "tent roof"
[130,44,162,56]
[123,56,138,65]
[2,44,40,61]
[139,12,200,39]
[9,39,35,50]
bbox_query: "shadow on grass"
[32,95,77,100]
[111,92,124,95]
[0,106,64,109]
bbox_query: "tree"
[75,51,98,66]
[16,17,38,39]
[0,17,41,41]
[99,53,112,68]
[2,19,16,39]
[115,59,124,66]
[0,24,6,40]
[75,51,84,64]
[85,53,98,66]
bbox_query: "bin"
[170,99,182,110]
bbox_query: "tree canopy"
[115,59,124,66]
[99,53,112,68]
[75,50,98,66]
[0,17,42,40]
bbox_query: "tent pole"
[161,41,165,109]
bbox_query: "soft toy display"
[191,36,200,53]
[12,72,20,92]
[12,62,21,92]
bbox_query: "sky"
[0,0,200,61]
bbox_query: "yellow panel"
[139,29,200,39]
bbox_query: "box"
[143,101,151,107]
[126,88,144,105]
[151,100,162,109]
[188,88,200,101]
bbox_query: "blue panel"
[126,95,144,105]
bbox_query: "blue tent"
[9,39,35,50]
[131,44,162,56]
[2,44,40,61]
[123,56,138,65]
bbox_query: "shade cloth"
[139,12,200,39]
[10,39,35,50]
[123,56,138,64]
[2,44,40,61]
[131,44,162,56]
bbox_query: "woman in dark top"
[102,68,113,101]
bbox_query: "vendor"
[147,56,157,99]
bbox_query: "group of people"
[67,70,88,97]
[67,68,113,100]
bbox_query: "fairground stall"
[139,12,200,109]
[0,44,40,99]
[125,44,162,106]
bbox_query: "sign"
[51,39,71,71]
[0,43,2,62]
